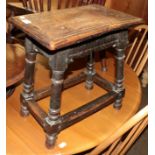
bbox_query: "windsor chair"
[125,24,148,87]
[88,105,148,155]
[125,24,148,77]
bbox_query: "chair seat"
[6,43,25,87]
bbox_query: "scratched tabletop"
[9,4,142,50]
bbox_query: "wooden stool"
[9,4,142,148]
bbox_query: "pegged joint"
[45,116,61,127]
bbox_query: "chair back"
[21,0,106,11]
[21,0,52,12]
[88,105,148,155]
[125,24,148,76]
[57,0,106,9]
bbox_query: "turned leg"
[20,38,37,116]
[114,46,126,109]
[45,56,66,148]
[85,52,96,90]
[100,51,107,72]
[113,31,128,109]
[45,70,65,148]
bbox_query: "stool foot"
[113,99,122,110]
[45,134,57,149]
[20,105,29,117]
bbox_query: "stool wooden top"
[9,4,142,50]
[7,58,141,154]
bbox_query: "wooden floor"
[6,57,141,155]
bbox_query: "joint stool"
[9,4,142,148]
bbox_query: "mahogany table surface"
[9,4,142,51]
[6,58,141,154]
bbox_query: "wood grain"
[9,4,142,50]
[7,58,141,154]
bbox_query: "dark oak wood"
[60,91,118,131]
[9,5,142,51]
[7,58,142,154]
[9,4,142,148]
[94,73,114,91]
